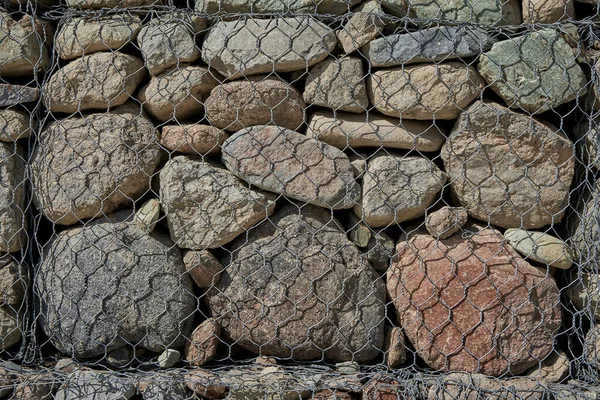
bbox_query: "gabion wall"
[0,0,599,398]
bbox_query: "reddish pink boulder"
[386,223,561,377]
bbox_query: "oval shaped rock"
[387,224,561,376]
[43,52,145,114]
[31,105,161,226]
[138,66,220,122]
[504,229,573,269]
[222,125,360,209]
[159,156,276,250]
[205,76,305,131]
[307,111,446,151]
[0,143,26,252]
[441,101,575,229]
[425,206,468,240]
[35,215,195,358]
[161,124,228,155]
[355,153,447,228]
[368,62,485,120]
[207,204,385,362]
[202,17,337,79]
[185,318,220,366]
[408,0,521,25]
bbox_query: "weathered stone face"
[0,11,49,77]
[201,17,337,79]
[0,256,27,351]
[35,215,195,358]
[55,370,136,400]
[387,224,561,376]
[160,124,228,155]
[504,229,573,269]
[221,125,360,209]
[566,272,600,321]
[441,101,575,229]
[408,0,521,25]
[184,318,220,366]
[337,1,388,55]
[195,0,361,14]
[567,180,600,271]
[522,0,574,22]
[207,204,385,362]
[0,143,26,252]
[0,109,32,142]
[65,0,161,8]
[425,206,468,240]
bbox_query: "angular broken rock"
[195,0,360,14]
[337,1,388,55]
[355,153,447,228]
[31,105,161,226]
[307,111,446,151]
[0,109,32,142]
[408,0,522,25]
[441,101,575,229]
[133,198,161,233]
[504,229,573,269]
[138,66,220,122]
[304,57,369,113]
[183,250,223,288]
[202,17,337,79]
[425,206,468,240]
[566,272,600,321]
[0,256,27,350]
[0,11,49,77]
[137,21,200,75]
[185,318,220,366]
[0,84,39,107]
[157,349,180,368]
[43,52,145,114]
[522,0,574,22]
[55,14,142,60]
[346,211,394,273]
[205,76,305,131]
[160,125,228,155]
[159,156,276,249]
[364,26,496,67]
[55,370,136,400]
[207,204,385,362]
[387,224,562,376]
[222,125,360,209]
[35,213,195,358]
[0,143,26,252]
[383,326,406,368]
[368,62,485,120]
[478,29,586,114]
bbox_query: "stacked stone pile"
[0,0,600,397]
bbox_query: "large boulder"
[221,125,360,209]
[478,29,586,114]
[159,156,276,250]
[387,224,561,376]
[195,0,360,14]
[441,101,574,229]
[206,204,385,362]
[35,213,195,358]
[31,105,161,226]
[0,143,26,252]
[43,52,145,114]
[0,11,49,77]
[202,17,337,79]
[205,76,305,131]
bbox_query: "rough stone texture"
[504,229,573,269]
[185,369,228,399]
[566,272,600,321]
[65,0,161,9]
[0,84,39,107]
[137,22,200,75]
[0,144,25,252]
[364,26,496,67]
[133,198,161,233]
[161,125,228,155]
[55,370,136,400]
[383,326,406,368]
[138,66,220,122]
[567,180,600,272]
[575,117,600,171]
[337,1,388,55]
[368,62,485,120]
[56,15,141,60]
[0,11,49,77]
[184,250,223,288]
[441,101,575,229]
[380,0,408,16]
[0,109,32,142]
[427,373,548,400]
[585,325,600,368]
[363,376,404,400]
[205,76,305,131]
[304,57,369,113]
[31,105,161,226]
[526,350,570,383]
[35,214,195,358]
[355,153,446,228]
[185,318,220,366]
[425,206,468,240]
[43,52,145,114]
[522,0,574,22]
[195,0,360,14]
[159,156,276,250]
[139,372,190,400]
[387,224,562,376]
[346,212,394,273]
[0,256,27,351]
[13,373,57,400]
[222,125,360,209]
[207,204,385,362]
[202,17,337,79]
[408,0,522,25]
[313,390,353,400]
[478,29,587,114]
[349,153,366,178]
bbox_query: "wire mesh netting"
[0,0,599,398]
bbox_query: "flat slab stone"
[504,229,573,269]
[0,84,39,107]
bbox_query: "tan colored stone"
[566,272,600,321]
[0,11,49,77]
[337,1,388,55]
[138,66,219,122]
[0,109,32,142]
[0,144,26,252]
[425,206,468,240]
[383,326,406,368]
[526,350,570,383]
[304,57,369,113]
[56,15,141,60]
[428,373,548,400]
[13,373,56,400]
[133,198,160,233]
[44,52,145,114]
[185,319,220,366]
[0,257,27,306]
[522,0,574,22]
[504,229,573,269]
[205,76,305,131]
[368,62,485,120]
[441,101,575,229]
[348,153,366,178]
[185,369,228,399]
[307,110,446,151]
[183,250,223,288]
[313,390,353,400]
[161,124,227,155]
